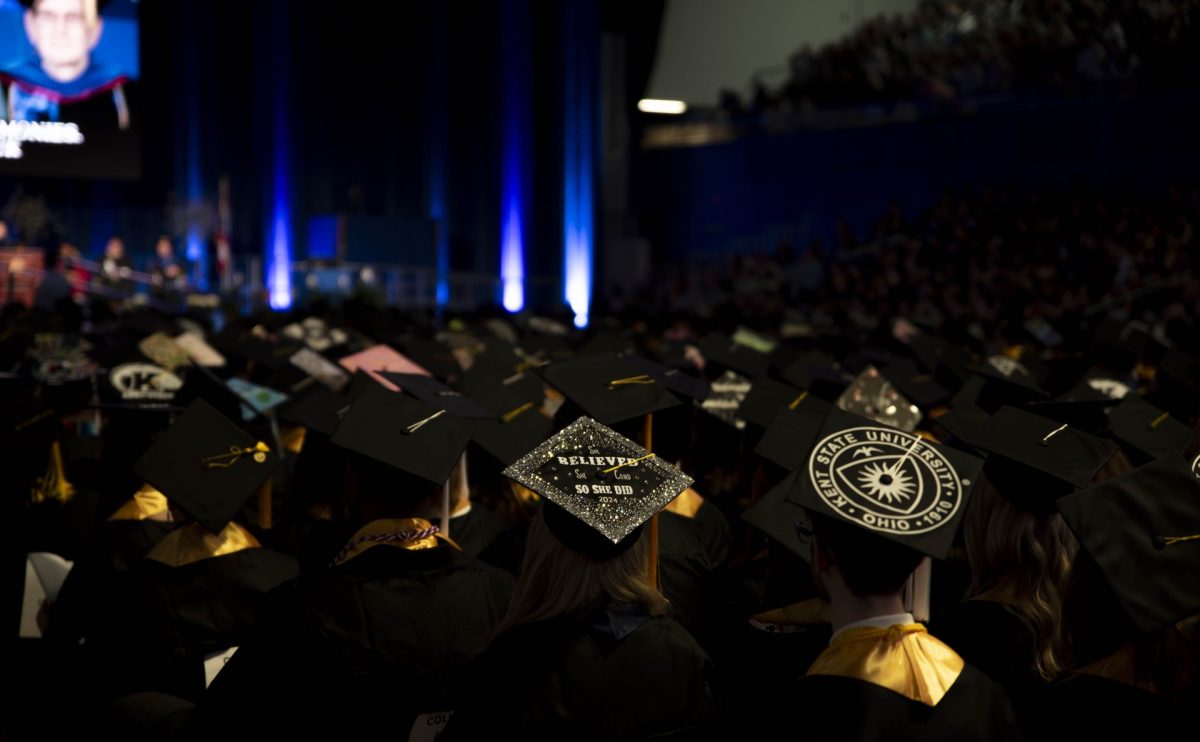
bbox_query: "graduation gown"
[760,623,1022,742]
[86,523,299,703]
[443,606,716,741]
[1038,672,1190,742]
[192,519,514,735]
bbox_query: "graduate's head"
[808,511,924,600]
[23,0,104,83]
[155,235,174,258]
[344,452,442,523]
[104,234,123,258]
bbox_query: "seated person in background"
[97,234,133,294]
[32,246,71,311]
[147,235,187,299]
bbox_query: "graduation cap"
[174,365,245,423]
[699,370,752,429]
[379,372,494,420]
[880,359,952,410]
[227,377,289,421]
[338,344,430,391]
[1108,396,1191,465]
[1058,457,1200,641]
[172,333,227,368]
[739,379,808,430]
[276,385,349,437]
[622,354,710,402]
[835,365,922,433]
[330,380,471,486]
[928,403,991,453]
[741,470,812,560]
[1062,375,1134,402]
[137,332,192,372]
[289,347,350,392]
[279,317,350,353]
[503,416,693,556]
[468,382,554,467]
[778,351,853,402]
[699,333,771,379]
[537,353,681,427]
[970,353,1050,410]
[103,361,183,404]
[907,334,972,390]
[754,392,833,472]
[132,399,279,533]
[971,406,1119,511]
[1020,397,1114,437]
[783,407,983,560]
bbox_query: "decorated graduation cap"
[132,399,279,533]
[699,369,751,429]
[1057,457,1200,650]
[835,365,922,433]
[970,405,1119,511]
[279,316,350,354]
[103,360,184,405]
[537,353,681,427]
[1107,396,1191,465]
[784,407,984,560]
[338,344,431,391]
[288,347,350,393]
[503,416,693,558]
[330,379,471,486]
[226,377,289,422]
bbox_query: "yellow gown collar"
[146,522,262,567]
[332,517,448,566]
[807,623,964,706]
[108,484,170,522]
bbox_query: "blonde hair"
[964,450,1132,681]
[491,509,668,637]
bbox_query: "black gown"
[775,665,1023,742]
[87,542,300,703]
[190,542,514,735]
[443,606,716,741]
[1037,673,1190,742]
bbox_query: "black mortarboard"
[783,407,983,560]
[739,379,808,430]
[1108,396,1191,464]
[835,365,923,433]
[277,385,350,437]
[1155,349,1200,422]
[699,370,752,429]
[972,406,1119,509]
[928,403,991,452]
[907,334,972,390]
[132,400,279,533]
[468,387,554,468]
[753,393,833,472]
[699,333,771,379]
[503,416,693,557]
[174,365,245,423]
[379,372,494,420]
[970,354,1050,410]
[623,354,710,402]
[880,359,952,409]
[1058,457,1200,638]
[741,470,813,561]
[330,381,471,486]
[778,351,853,402]
[1020,397,1114,437]
[537,353,681,426]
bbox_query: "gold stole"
[664,487,705,519]
[108,484,170,522]
[333,517,445,566]
[145,522,262,567]
[807,623,964,706]
[31,440,75,505]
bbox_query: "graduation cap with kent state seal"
[132,399,280,534]
[783,406,984,560]
[504,416,693,558]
